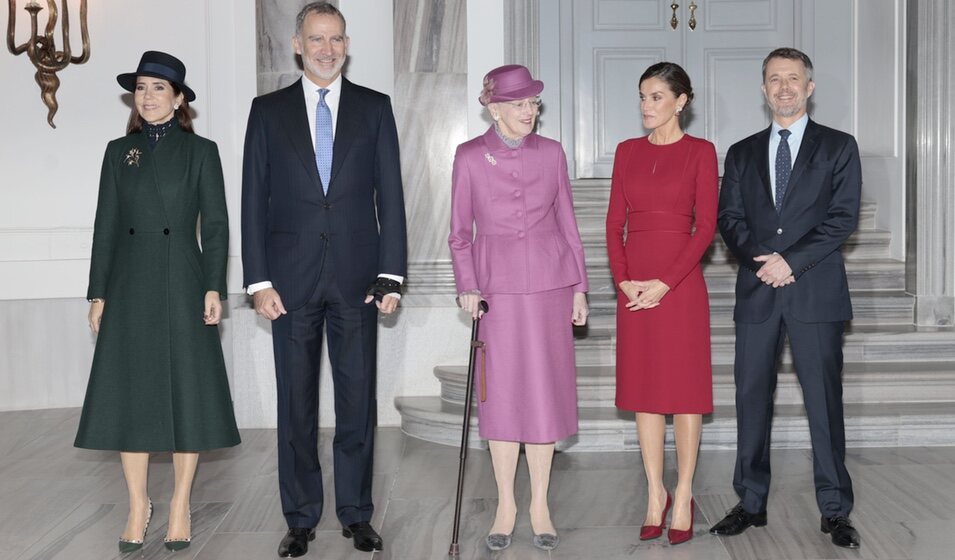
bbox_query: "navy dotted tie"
[315,88,333,194]
[775,129,792,213]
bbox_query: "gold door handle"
[688,1,698,30]
[670,2,679,30]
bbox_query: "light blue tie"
[774,129,792,213]
[315,88,333,194]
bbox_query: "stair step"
[570,179,880,230]
[395,396,955,451]
[579,228,893,261]
[582,290,914,326]
[583,258,906,294]
[435,361,955,408]
[571,326,955,366]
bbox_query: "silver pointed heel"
[485,533,512,551]
[533,532,559,551]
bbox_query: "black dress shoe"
[709,503,768,536]
[278,528,315,558]
[821,516,860,549]
[343,521,383,552]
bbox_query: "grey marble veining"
[393,0,467,74]
[393,72,469,267]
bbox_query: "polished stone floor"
[2,408,954,559]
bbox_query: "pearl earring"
[174,104,180,110]
[676,106,683,114]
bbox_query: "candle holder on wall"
[7,0,90,128]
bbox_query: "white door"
[571,0,795,177]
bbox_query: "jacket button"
[517,231,525,239]
[129,228,135,235]
[511,171,519,178]
[513,190,521,198]
[323,203,331,210]
[320,233,328,240]
[163,228,170,235]
[776,228,783,235]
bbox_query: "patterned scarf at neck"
[143,118,177,148]
[494,124,525,149]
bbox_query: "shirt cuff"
[247,281,273,295]
[378,273,404,283]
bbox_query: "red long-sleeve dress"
[606,135,718,413]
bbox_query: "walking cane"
[448,299,489,558]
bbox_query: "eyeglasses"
[502,97,542,111]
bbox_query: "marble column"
[906,0,955,326]
[503,0,539,75]
[393,0,469,300]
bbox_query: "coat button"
[776,228,783,235]
[129,228,135,235]
[163,228,170,235]
[513,190,521,198]
[320,233,328,240]
[323,203,331,210]
[516,210,523,217]
[517,231,525,239]
[511,171,519,178]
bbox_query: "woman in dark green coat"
[75,51,240,554]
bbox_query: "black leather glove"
[365,277,401,302]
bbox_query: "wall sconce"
[7,0,90,128]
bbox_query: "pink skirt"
[476,287,579,443]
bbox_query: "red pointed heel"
[667,498,695,545]
[639,491,672,540]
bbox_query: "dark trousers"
[271,261,378,529]
[732,291,854,518]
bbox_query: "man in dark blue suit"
[710,48,861,549]
[241,2,406,557]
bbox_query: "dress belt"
[626,210,692,234]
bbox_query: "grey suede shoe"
[486,533,512,551]
[533,533,559,551]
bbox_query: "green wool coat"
[74,125,240,452]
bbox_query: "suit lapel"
[279,80,324,193]
[329,78,359,190]
[753,127,774,208]
[782,119,821,210]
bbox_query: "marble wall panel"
[394,0,467,73]
[394,72,469,270]
[393,0,469,279]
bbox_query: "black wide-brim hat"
[117,51,196,102]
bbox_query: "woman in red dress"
[605,62,717,545]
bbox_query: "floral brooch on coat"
[123,148,142,167]
[484,153,497,166]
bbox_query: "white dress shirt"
[768,113,809,198]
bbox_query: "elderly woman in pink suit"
[449,64,589,552]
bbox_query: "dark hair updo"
[639,62,694,108]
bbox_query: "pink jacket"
[449,127,588,295]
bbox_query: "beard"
[766,92,806,118]
[303,55,346,83]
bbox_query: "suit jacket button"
[776,228,783,235]
[511,171,519,178]
[323,203,331,210]
[129,228,135,235]
[517,231,525,239]
[321,233,328,240]
[163,228,170,235]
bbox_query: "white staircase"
[396,179,955,451]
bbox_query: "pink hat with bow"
[479,64,544,106]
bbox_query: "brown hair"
[639,62,694,108]
[126,82,194,135]
[762,47,814,81]
[296,1,347,35]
